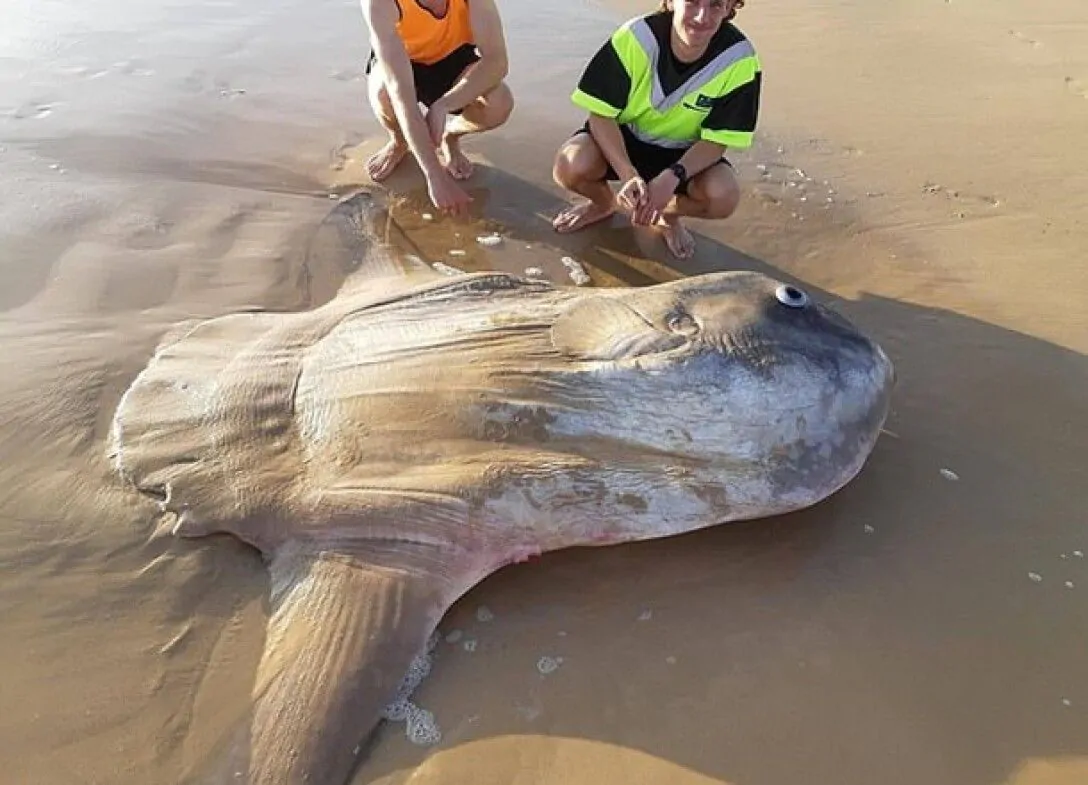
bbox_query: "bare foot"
[658,216,696,258]
[440,137,474,180]
[366,137,408,182]
[552,200,615,233]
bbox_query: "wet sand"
[1,1,1086,784]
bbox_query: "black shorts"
[366,43,480,113]
[572,121,731,197]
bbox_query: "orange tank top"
[396,0,475,66]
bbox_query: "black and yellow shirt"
[572,11,761,149]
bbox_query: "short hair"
[656,1,745,22]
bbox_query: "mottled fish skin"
[109,189,894,785]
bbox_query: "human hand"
[425,166,472,218]
[425,100,449,147]
[632,171,680,226]
[616,176,649,217]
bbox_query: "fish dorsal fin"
[551,294,686,361]
[305,189,445,299]
[188,539,478,785]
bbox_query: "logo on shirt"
[683,93,716,113]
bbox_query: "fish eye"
[775,284,809,309]
[666,311,699,335]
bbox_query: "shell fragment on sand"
[536,655,563,675]
[432,262,463,276]
[560,256,591,286]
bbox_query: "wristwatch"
[667,162,688,189]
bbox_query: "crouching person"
[362,0,514,217]
[552,0,761,259]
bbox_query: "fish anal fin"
[191,539,471,785]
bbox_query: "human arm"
[434,0,508,113]
[587,113,637,182]
[635,140,728,225]
[361,0,471,215]
[572,34,647,211]
[587,113,652,216]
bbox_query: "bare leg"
[551,133,617,233]
[365,65,409,182]
[656,162,741,258]
[438,81,514,180]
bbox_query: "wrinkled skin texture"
[107,191,894,785]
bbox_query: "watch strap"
[668,162,688,188]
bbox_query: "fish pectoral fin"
[191,539,466,785]
[551,295,685,361]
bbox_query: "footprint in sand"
[56,61,154,81]
[1064,77,1088,99]
[329,138,372,174]
[113,59,156,77]
[9,102,55,120]
[181,69,246,99]
[329,67,365,82]
[1009,30,1042,48]
[216,85,247,99]
[57,65,110,80]
[921,182,1001,211]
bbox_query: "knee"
[464,83,513,130]
[367,77,393,114]
[488,83,514,125]
[697,167,741,219]
[552,145,580,187]
[552,140,599,187]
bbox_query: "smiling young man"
[361,0,514,218]
[552,0,761,258]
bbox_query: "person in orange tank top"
[361,0,514,217]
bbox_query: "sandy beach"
[1,1,1085,784]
